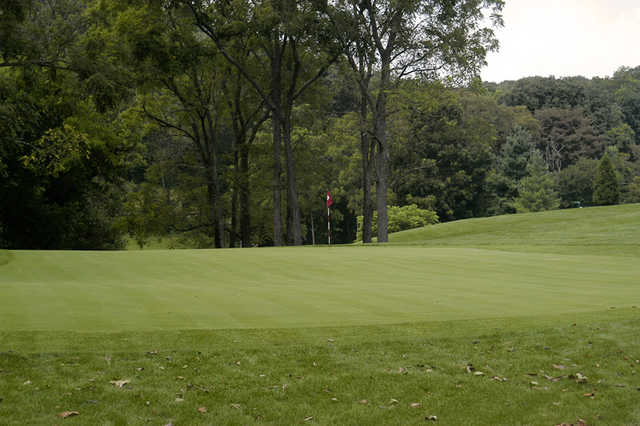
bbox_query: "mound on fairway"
[1,205,638,332]
[390,204,640,256]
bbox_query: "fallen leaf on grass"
[231,403,241,409]
[389,398,399,405]
[425,415,438,421]
[473,371,484,376]
[409,402,421,408]
[491,376,507,382]
[331,397,338,402]
[304,416,313,422]
[175,398,184,403]
[584,392,595,397]
[110,379,130,388]
[58,411,79,418]
[573,373,588,383]
[23,380,32,386]
[530,381,539,386]
[553,364,566,370]
[197,407,207,413]
[359,399,368,404]
[465,364,474,373]
[555,419,587,426]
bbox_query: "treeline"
[1,1,638,250]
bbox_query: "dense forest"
[1,0,639,250]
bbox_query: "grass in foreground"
[1,309,640,425]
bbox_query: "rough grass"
[1,310,640,425]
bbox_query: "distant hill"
[389,204,640,256]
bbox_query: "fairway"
[1,245,639,332]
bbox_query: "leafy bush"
[357,204,438,240]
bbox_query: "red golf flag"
[326,191,333,208]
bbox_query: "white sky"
[481,0,640,83]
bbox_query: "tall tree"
[513,150,560,213]
[593,152,620,206]
[185,0,337,246]
[329,0,503,242]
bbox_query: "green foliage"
[593,152,620,205]
[556,158,598,207]
[357,204,438,240]
[627,176,640,203]
[513,150,560,213]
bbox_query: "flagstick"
[310,211,316,246]
[327,205,331,245]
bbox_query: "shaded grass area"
[389,204,640,256]
[1,247,639,331]
[0,250,12,266]
[1,309,640,425]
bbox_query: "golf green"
[1,245,638,331]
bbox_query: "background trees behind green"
[2,1,640,249]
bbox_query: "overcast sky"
[481,0,640,83]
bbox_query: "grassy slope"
[389,204,640,256]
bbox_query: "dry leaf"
[331,397,338,402]
[530,381,539,386]
[553,364,566,370]
[110,379,130,388]
[198,407,207,413]
[426,415,438,421]
[231,403,241,409]
[23,380,32,386]
[389,398,399,405]
[359,399,368,405]
[175,398,184,402]
[410,402,421,408]
[584,392,595,397]
[473,371,484,376]
[304,416,313,422]
[58,411,79,418]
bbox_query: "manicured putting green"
[1,245,638,331]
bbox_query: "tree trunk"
[374,59,390,243]
[282,113,303,245]
[360,89,374,243]
[271,35,283,246]
[205,164,223,248]
[239,145,251,247]
[230,146,239,248]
